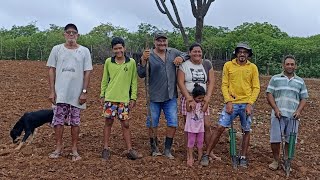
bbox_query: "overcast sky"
[0,0,319,37]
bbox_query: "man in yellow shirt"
[200,42,260,167]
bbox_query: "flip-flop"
[49,151,62,159]
[70,152,82,161]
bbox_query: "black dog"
[10,109,54,150]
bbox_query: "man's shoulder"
[272,74,283,78]
[51,44,64,50]
[224,60,233,66]
[78,45,90,52]
[167,47,181,53]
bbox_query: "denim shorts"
[270,116,299,143]
[218,103,252,132]
[146,98,178,128]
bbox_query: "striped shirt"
[266,72,308,118]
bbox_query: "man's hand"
[79,93,87,105]
[142,49,150,62]
[293,110,301,119]
[274,107,282,119]
[226,102,233,114]
[49,91,56,105]
[245,104,252,116]
[173,56,183,66]
[129,100,136,109]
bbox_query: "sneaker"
[102,148,111,160]
[269,160,279,170]
[164,149,175,160]
[200,154,209,167]
[239,157,248,168]
[127,149,142,160]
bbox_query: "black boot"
[164,137,174,159]
[150,137,161,156]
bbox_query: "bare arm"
[186,100,192,112]
[83,70,91,90]
[48,67,56,104]
[266,92,281,119]
[293,99,307,119]
[79,70,91,105]
[177,69,192,100]
[202,102,209,112]
[204,68,214,103]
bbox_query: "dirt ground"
[0,60,319,180]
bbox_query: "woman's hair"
[192,83,206,97]
[189,42,203,52]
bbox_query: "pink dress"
[184,103,205,133]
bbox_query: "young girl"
[185,83,208,166]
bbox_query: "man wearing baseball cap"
[200,42,260,167]
[137,31,187,159]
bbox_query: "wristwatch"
[82,89,87,94]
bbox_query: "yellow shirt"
[221,59,260,104]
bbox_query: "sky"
[0,0,319,37]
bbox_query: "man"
[200,42,260,167]
[137,31,185,159]
[266,55,308,170]
[100,37,140,160]
[47,23,93,161]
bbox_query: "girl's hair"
[192,83,206,97]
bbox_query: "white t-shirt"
[46,44,93,109]
[179,60,207,93]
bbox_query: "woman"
[177,43,220,161]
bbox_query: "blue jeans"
[146,98,178,128]
[218,104,252,132]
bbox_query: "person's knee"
[215,125,226,135]
[122,120,130,129]
[105,119,114,126]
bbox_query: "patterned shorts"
[180,96,210,116]
[52,103,81,126]
[102,101,130,120]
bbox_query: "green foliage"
[0,21,320,78]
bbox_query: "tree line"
[0,22,319,78]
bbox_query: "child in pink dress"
[185,83,208,166]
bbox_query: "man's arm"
[221,63,232,103]
[100,60,109,98]
[293,99,307,119]
[48,67,56,104]
[137,49,150,78]
[83,71,91,91]
[266,92,281,119]
[248,65,260,105]
[130,61,138,101]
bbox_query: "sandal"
[49,151,62,159]
[70,152,82,161]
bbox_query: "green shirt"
[100,56,138,103]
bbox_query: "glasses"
[238,50,248,54]
[65,31,78,35]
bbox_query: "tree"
[155,0,215,46]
